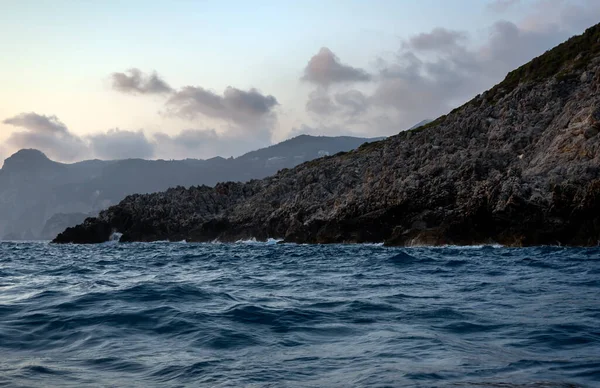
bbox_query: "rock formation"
[55,24,600,246]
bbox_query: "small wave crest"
[387,250,434,266]
[234,237,282,245]
[108,231,122,242]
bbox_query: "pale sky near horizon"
[1,0,599,163]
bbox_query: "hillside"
[55,24,600,246]
[0,135,378,240]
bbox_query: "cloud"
[3,113,159,161]
[301,47,372,87]
[370,46,480,127]
[111,68,173,95]
[162,86,278,156]
[109,68,280,134]
[306,89,369,117]
[3,113,87,162]
[487,0,520,12]
[109,67,281,147]
[154,128,268,159]
[3,112,68,134]
[88,129,155,160]
[155,128,219,150]
[298,1,600,137]
[6,131,87,162]
[406,28,467,52]
[166,86,278,126]
[1,109,276,162]
[369,21,554,127]
[373,2,600,128]
[334,90,369,116]
[154,128,220,159]
[306,89,338,116]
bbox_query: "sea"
[0,241,598,387]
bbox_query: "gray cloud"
[109,67,280,144]
[3,113,158,161]
[155,128,218,150]
[2,110,276,162]
[406,28,467,52]
[154,128,269,159]
[302,47,372,87]
[154,129,220,159]
[3,113,87,162]
[334,90,369,116]
[306,89,369,117]
[371,46,479,126]
[88,129,155,160]
[110,68,280,137]
[3,112,68,134]
[166,86,278,125]
[111,68,173,95]
[6,131,87,162]
[306,89,338,116]
[299,1,600,136]
[369,3,600,130]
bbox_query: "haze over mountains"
[0,135,381,240]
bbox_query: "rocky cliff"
[55,24,600,246]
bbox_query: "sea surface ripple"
[0,241,598,387]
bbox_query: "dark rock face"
[55,25,600,246]
[53,218,112,244]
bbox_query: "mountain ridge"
[54,23,600,246]
[0,134,380,240]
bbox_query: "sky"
[1,0,599,164]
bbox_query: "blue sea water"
[0,242,598,387]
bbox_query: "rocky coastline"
[54,25,600,246]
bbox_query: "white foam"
[108,232,122,242]
[419,244,504,249]
[233,237,283,245]
[359,242,385,247]
[234,237,259,244]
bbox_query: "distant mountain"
[0,135,381,239]
[407,119,432,130]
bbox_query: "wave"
[424,243,505,249]
[387,250,435,265]
[232,237,283,245]
[0,242,598,387]
[108,231,122,242]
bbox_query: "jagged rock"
[55,24,600,246]
[53,218,112,244]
